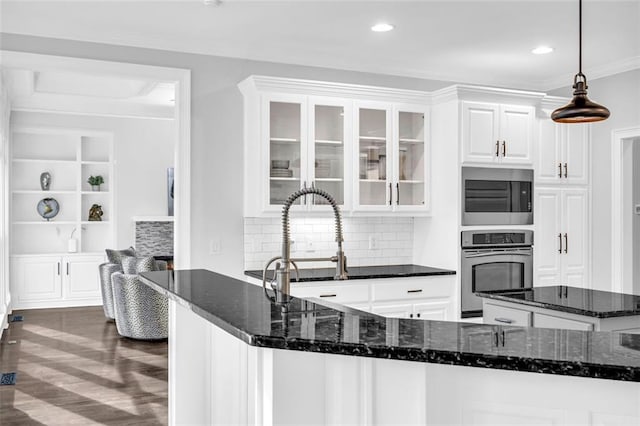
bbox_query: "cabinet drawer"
[533,312,594,331]
[372,277,451,302]
[291,283,369,303]
[483,303,531,326]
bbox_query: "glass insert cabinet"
[240,76,431,216]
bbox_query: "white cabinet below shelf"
[10,254,105,309]
[462,101,534,166]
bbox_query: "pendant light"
[551,0,610,123]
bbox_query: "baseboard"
[0,303,9,339]
[11,298,103,311]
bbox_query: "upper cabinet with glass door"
[353,103,430,214]
[239,76,431,217]
[308,99,349,209]
[267,97,305,210]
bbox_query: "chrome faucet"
[263,187,348,304]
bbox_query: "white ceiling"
[1,0,639,91]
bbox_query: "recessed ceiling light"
[531,46,554,55]
[371,23,394,33]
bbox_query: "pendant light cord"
[579,0,582,76]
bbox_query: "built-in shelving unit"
[9,127,114,309]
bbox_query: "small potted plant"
[87,175,104,191]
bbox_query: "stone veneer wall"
[244,217,413,271]
[135,221,174,257]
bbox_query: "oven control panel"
[461,230,533,248]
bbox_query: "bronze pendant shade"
[551,0,610,123]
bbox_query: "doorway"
[611,127,640,295]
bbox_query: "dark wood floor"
[0,307,167,425]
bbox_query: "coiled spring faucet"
[263,187,348,304]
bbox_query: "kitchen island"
[478,286,640,332]
[140,269,640,426]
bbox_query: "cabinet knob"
[409,313,414,318]
[416,313,421,318]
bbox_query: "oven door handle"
[463,251,532,258]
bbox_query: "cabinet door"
[535,188,563,287]
[563,123,589,185]
[536,119,563,184]
[394,105,429,212]
[11,256,62,303]
[462,101,500,164]
[413,299,451,321]
[264,95,307,211]
[308,98,349,209]
[499,105,534,165]
[371,302,413,319]
[64,255,103,299]
[354,102,392,210]
[562,189,589,288]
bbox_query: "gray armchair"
[111,260,168,340]
[98,263,122,320]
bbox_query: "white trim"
[543,55,640,91]
[611,126,640,294]
[132,216,175,222]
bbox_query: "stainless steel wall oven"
[462,167,533,226]
[461,230,533,318]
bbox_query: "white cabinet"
[535,187,589,288]
[10,254,104,309]
[462,101,534,165]
[537,120,589,185]
[239,76,432,217]
[370,275,455,321]
[290,281,369,306]
[354,103,430,214]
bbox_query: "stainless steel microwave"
[461,167,533,226]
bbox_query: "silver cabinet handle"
[494,317,514,324]
[407,289,423,294]
[57,262,60,276]
[495,140,500,157]
[558,233,563,254]
[388,183,392,206]
[396,182,399,205]
[564,163,568,178]
[558,162,563,178]
[564,233,568,254]
[66,262,69,276]
[319,294,337,298]
[502,141,506,157]
[303,181,307,204]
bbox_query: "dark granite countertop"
[140,269,640,382]
[477,286,640,318]
[244,264,456,282]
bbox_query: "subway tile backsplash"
[244,217,413,271]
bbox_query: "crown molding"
[238,75,433,104]
[542,55,640,91]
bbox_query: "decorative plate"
[37,198,60,221]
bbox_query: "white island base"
[169,301,640,426]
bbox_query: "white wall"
[10,111,175,249]
[550,69,640,291]
[0,73,11,331]
[0,33,456,279]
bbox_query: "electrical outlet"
[368,235,378,250]
[209,238,221,254]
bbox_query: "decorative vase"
[40,172,51,191]
[91,185,101,192]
